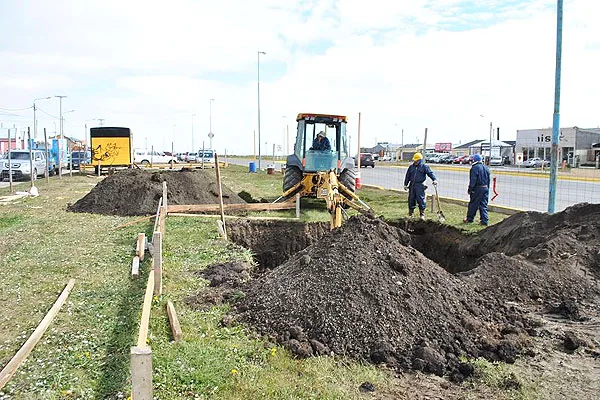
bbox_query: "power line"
[36,107,60,119]
[0,105,33,112]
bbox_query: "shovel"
[433,184,446,223]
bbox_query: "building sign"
[435,142,452,152]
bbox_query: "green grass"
[0,168,510,399]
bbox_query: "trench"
[227,219,483,274]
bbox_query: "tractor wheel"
[283,166,303,192]
[339,168,356,193]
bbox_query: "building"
[516,127,600,166]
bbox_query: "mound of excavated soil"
[68,168,245,216]
[234,216,526,377]
[458,203,600,307]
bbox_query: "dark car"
[355,153,375,168]
[71,150,91,169]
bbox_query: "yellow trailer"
[90,127,132,173]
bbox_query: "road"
[229,158,600,212]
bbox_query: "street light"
[54,95,67,138]
[209,98,215,150]
[33,96,52,141]
[395,124,404,161]
[191,113,196,152]
[480,114,493,161]
[58,109,74,178]
[257,50,266,170]
[282,115,289,156]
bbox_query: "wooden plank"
[153,197,163,233]
[131,256,140,279]
[110,215,153,231]
[137,233,145,261]
[0,279,76,390]
[130,346,152,400]
[137,268,155,348]
[167,202,295,213]
[169,213,300,221]
[152,231,162,296]
[166,301,182,342]
[214,154,227,240]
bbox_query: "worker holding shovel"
[404,152,438,220]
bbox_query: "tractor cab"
[292,113,350,172]
[283,113,356,194]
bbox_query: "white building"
[516,127,600,166]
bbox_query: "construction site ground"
[0,165,598,399]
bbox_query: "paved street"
[229,158,600,212]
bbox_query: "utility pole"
[548,0,563,214]
[191,114,196,152]
[55,95,67,178]
[209,98,215,149]
[401,128,404,161]
[257,50,266,170]
[422,128,428,155]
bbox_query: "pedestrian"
[464,153,490,226]
[404,152,438,220]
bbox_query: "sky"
[0,0,598,155]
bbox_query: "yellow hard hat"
[412,152,423,161]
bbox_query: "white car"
[134,149,177,165]
[1,150,47,180]
[489,156,503,166]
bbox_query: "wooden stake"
[295,193,301,218]
[0,279,75,390]
[137,233,146,261]
[131,256,140,279]
[166,301,182,342]
[130,346,152,400]
[214,153,227,240]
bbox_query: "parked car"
[489,156,503,166]
[453,155,468,164]
[462,155,476,164]
[71,150,91,169]
[134,149,177,165]
[355,153,375,168]
[441,155,457,164]
[1,150,47,181]
[523,157,549,168]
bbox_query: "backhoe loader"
[274,113,373,229]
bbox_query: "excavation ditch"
[199,204,600,379]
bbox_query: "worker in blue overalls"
[464,153,490,225]
[404,152,438,220]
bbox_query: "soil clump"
[68,168,245,216]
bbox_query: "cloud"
[0,0,598,154]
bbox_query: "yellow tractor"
[275,113,373,229]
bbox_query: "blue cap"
[473,154,482,162]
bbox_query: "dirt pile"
[234,216,526,377]
[458,203,600,306]
[68,168,245,216]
